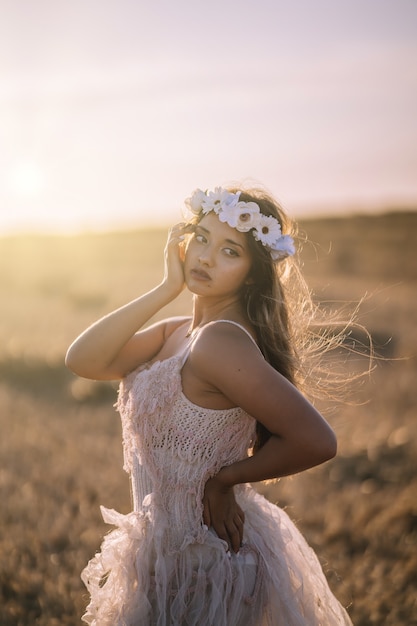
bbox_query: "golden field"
[0,211,416,625]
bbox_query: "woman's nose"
[198,247,214,266]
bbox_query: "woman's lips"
[190,268,211,281]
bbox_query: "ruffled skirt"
[81,488,352,626]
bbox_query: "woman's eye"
[195,234,207,243]
[224,247,239,257]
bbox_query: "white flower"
[253,214,282,247]
[183,187,296,261]
[219,201,260,232]
[185,189,207,215]
[221,189,241,210]
[270,235,296,260]
[202,187,240,215]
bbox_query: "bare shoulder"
[113,316,191,377]
[151,315,191,338]
[187,320,287,416]
[190,321,263,376]
[141,315,191,342]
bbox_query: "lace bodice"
[117,348,256,545]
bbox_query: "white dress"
[81,321,353,625]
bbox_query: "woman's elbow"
[317,427,338,463]
[65,347,84,377]
[65,345,94,379]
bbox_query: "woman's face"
[184,212,253,299]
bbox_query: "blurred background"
[1,1,416,625]
[1,0,416,233]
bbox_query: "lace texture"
[81,353,353,625]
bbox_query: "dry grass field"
[1,211,416,625]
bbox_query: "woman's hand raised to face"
[65,223,194,381]
[162,223,193,298]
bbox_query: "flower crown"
[185,187,295,261]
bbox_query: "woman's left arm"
[193,325,337,551]
[214,373,337,486]
[196,324,337,482]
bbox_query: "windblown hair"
[230,187,371,452]
[189,185,371,452]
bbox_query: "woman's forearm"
[217,432,337,487]
[65,282,177,379]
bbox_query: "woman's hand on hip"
[202,473,245,554]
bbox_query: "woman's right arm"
[65,223,188,381]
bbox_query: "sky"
[1,0,416,233]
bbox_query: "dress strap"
[179,334,197,366]
[206,319,261,351]
[180,319,262,366]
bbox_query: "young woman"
[66,186,353,625]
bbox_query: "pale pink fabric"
[81,323,352,625]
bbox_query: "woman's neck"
[188,295,246,334]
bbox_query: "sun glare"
[10,162,45,198]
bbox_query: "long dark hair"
[189,186,372,453]
[233,188,372,452]
[233,189,300,451]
